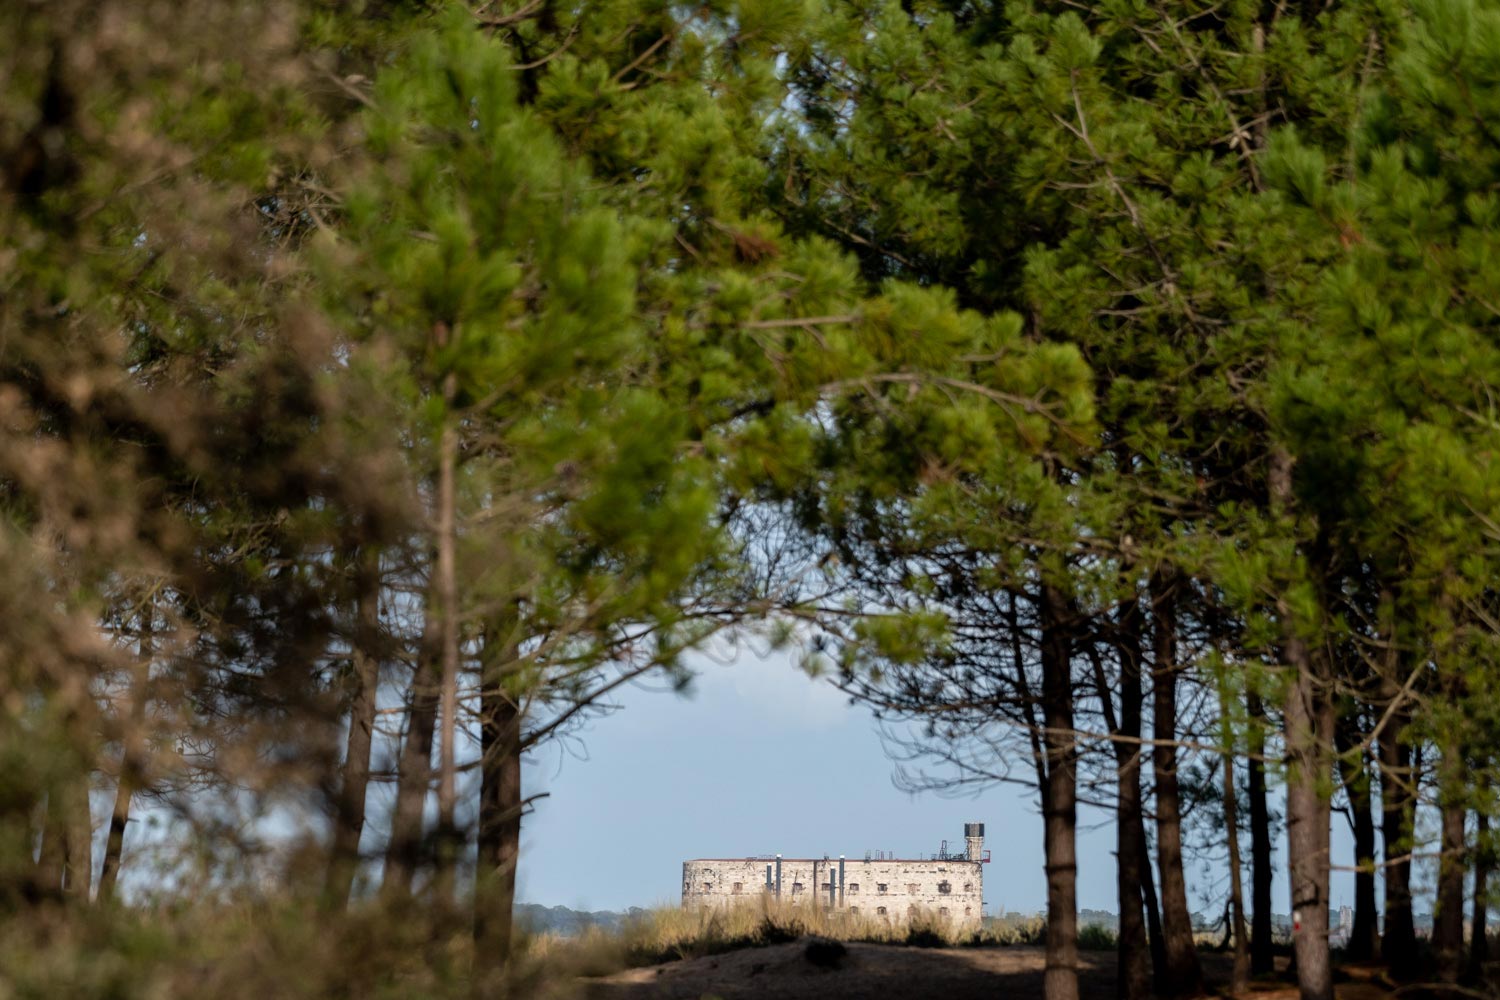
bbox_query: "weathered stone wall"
[681,856,983,928]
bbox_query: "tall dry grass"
[527,896,1051,978]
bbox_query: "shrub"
[1078,924,1119,951]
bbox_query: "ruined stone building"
[681,823,987,928]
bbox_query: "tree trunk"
[1112,599,1152,1000]
[1282,634,1333,1000]
[1433,738,1467,985]
[433,368,461,898]
[1332,719,1379,962]
[1469,812,1489,983]
[1270,444,1333,1000]
[1040,582,1080,1000]
[1378,698,1417,976]
[326,547,382,907]
[1138,834,1169,993]
[1246,690,1275,976]
[1150,569,1205,997]
[1220,692,1250,995]
[98,727,139,904]
[383,610,442,898]
[474,628,523,988]
[99,605,153,904]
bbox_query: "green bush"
[1078,924,1119,951]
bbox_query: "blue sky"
[516,649,1365,917]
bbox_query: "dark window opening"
[732,883,743,894]
[938,881,952,895]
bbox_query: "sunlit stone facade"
[681,823,987,929]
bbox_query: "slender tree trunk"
[1469,812,1490,983]
[383,610,442,898]
[1333,720,1379,962]
[99,605,153,903]
[474,624,523,987]
[1139,832,1169,993]
[433,366,461,899]
[1272,445,1332,1000]
[326,547,382,907]
[1113,599,1152,1000]
[1246,690,1275,976]
[1433,731,1468,985]
[1150,569,1205,997]
[1220,691,1250,995]
[1040,582,1079,1000]
[1282,634,1333,1000]
[99,722,140,903]
[1378,698,1417,976]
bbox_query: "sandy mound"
[585,941,1118,1000]
[583,941,1399,1000]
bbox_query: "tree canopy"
[6,1,1500,999]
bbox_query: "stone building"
[681,823,987,929]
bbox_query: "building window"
[821,882,833,892]
[849,883,860,894]
[876,906,888,916]
[964,907,972,917]
[907,883,919,895]
[938,881,952,895]
[792,882,804,894]
[732,883,743,894]
[963,883,973,893]
[851,906,860,915]
[703,883,712,892]
[877,883,888,894]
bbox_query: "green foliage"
[1077,923,1119,952]
[12,0,1500,990]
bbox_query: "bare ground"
[581,943,1398,1000]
